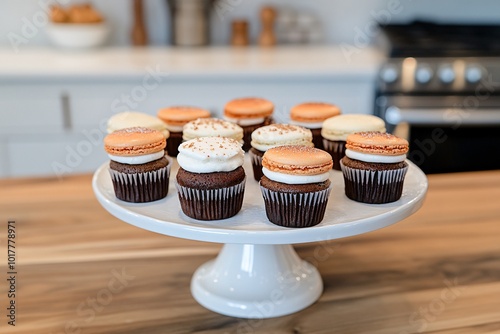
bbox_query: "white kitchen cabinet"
[0,85,64,133]
[67,78,374,125]
[0,138,8,176]
[0,78,375,178]
[0,47,383,178]
[7,133,107,178]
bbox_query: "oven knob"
[380,64,399,83]
[438,65,455,84]
[465,65,483,84]
[415,65,433,84]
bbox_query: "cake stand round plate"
[93,157,427,318]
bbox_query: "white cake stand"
[92,157,427,319]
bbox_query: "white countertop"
[0,46,385,81]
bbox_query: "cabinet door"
[66,77,374,126]
[7,133,107,178]
[0,85,64,134]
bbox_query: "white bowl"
[46,22,110,49]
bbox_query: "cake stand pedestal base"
[191,244,322,319]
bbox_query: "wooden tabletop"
[1,170,499,334]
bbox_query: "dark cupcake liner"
[323,139,346,171]
[260,184,332,228]
[166,131,183,157]
[249,149,264,181]
[175,178,246,221]
[310,128,324,150]
[340,160,408,204]
[109,159,172,203]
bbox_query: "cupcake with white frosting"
[182,118,244,144]
[249,124,313,181]
[176,136,246,220]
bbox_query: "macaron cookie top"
[107,111,170,139]
[251,124,313,152]
[345,131,409,164]
[177,137,245,173]
[104,127,166,165]
[157,106,211,132]
[224,97,274,125]
[183,118,244,142]
[290,102,341,129]
[262,145,333,184]
[322,114,386,141]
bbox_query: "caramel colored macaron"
[104,127,166,156]
[263,145,333,175]
[224,97,274,119]
[290,102,341,123]
[157,106,211,127]
[346,132,409,156]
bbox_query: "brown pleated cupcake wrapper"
[311,128,324,150]
[260,184,333,228]
[166,132,182,157]
[323,139,346,171]
[109,158,172,203]
[175,178,246,221]
[249,149,264,181]
[340,160,408,204]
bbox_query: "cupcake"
[249,124,313,181]
[157,106,211,157]
[322,114,386,171]
[290,102,341,150]
[176,137,246,220]
[183,118,244,144]
[107,111,170,141]
[224,97,274,151]
[340,132,409,204]
[104,127,171,203]
[260,146,333,228]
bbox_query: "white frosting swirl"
[183,118,243,141]
[262,167,330,185]
[108,151,165,165]
[177,137,244,173]
[345,149,406,163]
[223,115,266,126]
[289,120,324,129]
[251,124,313,152]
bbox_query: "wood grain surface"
[0,170,499,334]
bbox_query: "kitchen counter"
[0,170,499,334]
[0,46,384,81]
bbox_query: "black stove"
[375,21,500,174]
[382,21,500,58]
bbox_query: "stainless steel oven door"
[376,95,500,173]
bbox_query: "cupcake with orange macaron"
[340,131,409,204]
[157,106,211,157]
[260,145,333,228]
[104,127,171,203]
[224,97,274,151]
[290,102,341,150]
